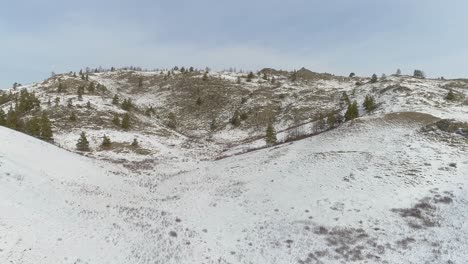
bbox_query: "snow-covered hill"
[1,108,467,263]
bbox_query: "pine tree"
[69,111,77,122]
[345,101,359,121]
[413,70,425,79]
[202,72,208,81]
[396,69,402,76]
[77,86,84,101]
[231,111,241,127]
[262,72,268,80]
[87,83,95,93]
[363,95,376,112]
[121,98,133,111]
[26,116,41,137]
[76,132,90,151]
[40,112,53,141]
[446,90,456,101]
[86,101,92,109]
[131,138,139,148]
[101,135,112,149]
[85,73,89,81]
[112,94,120,105]
[167,112,177,129]
[58,82,64,93]
[112,114,120,126]
[370,74,378,83]
[236,77,241,84]
[246,72,254,82]
[121,113,130,130]
[54,97,60,107]
[67,98,73,108]
[196,97,202,106]
[265,123,277,145]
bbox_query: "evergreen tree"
[271,77,276,84]
[54,97,60,107]
[121,98,133,111]
[396,69,402,76]
[112,94,120,105]
[262,72,268,80]
[76,132,90,151]
[231,110,241,127]
[85,73,89,81]
[112,114,120,126]
[236,77,241,84]
[77,86,84,100]
[370,74,378,83]
[363,95,376,112]
[121,113,130,130]
[345,101,359,121]
[246,72,254,82]
[58,82,64,93]
[349,72,356,77]
[86,101,92,109]
[69,111,77,122]
[265,123,277,145]
[413,70,425,79]
[87,83,95,93]
[67,98,73,108]
[446,90,456,101]
[40,112,53,141]
[131,138,139,148]
[196,97,202,106]
[26,116,41,137]
[47,98,51,106]
[101,135,112,149]
[202,72,208,81]
[167,112,177,129]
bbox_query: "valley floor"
[1,113,467,264]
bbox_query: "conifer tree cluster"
[0,89,53,141]
[121,98,133,111]
[363,95,377,112]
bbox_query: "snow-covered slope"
[2,111,467,263]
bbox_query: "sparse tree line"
[75,131,139,152]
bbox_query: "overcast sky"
[1,0,468,88]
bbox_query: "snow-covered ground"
[1,111,467,263]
